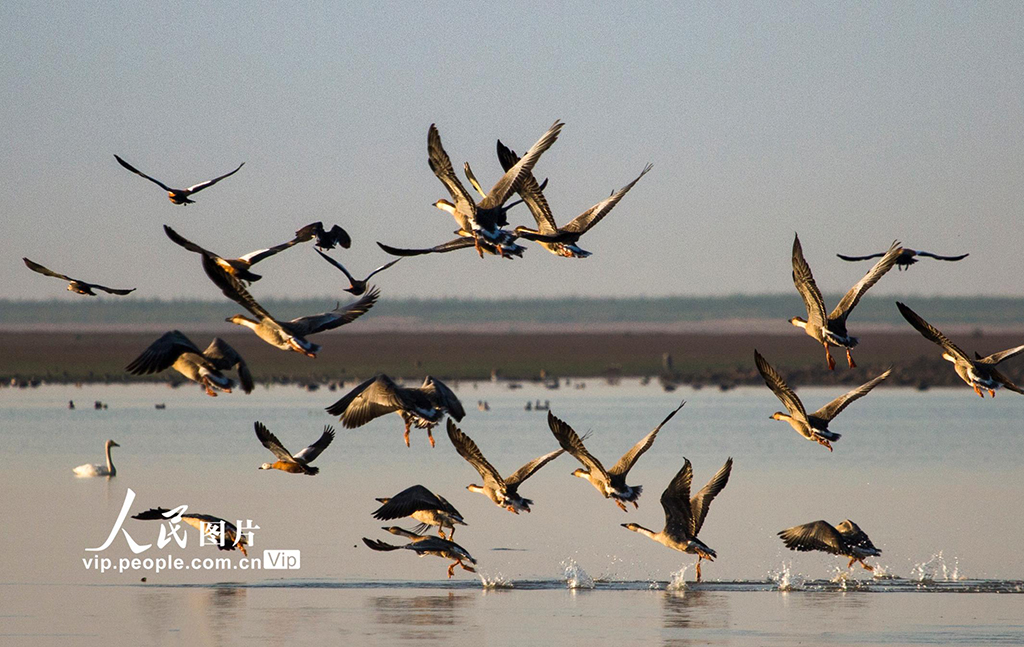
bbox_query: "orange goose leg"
[403,420,412,447]
[824,342,836,371]
[972,384,984,398]
[846,348,856,368]
[695,557,703,583]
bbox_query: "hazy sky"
[3,1,1022,302]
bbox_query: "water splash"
[911,551,961,583]
[479,572,514,589]
[561,558,594,589]
[665,565,690,592]
[827,566,851,589]
[767,562,805,591]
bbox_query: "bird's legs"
[614,499,628,512]
[438,527,448,540]
[201,377,218,397]
[846,348,857,368]
[824,342,836,371]
[632,500,639,509]
[505,505,520,514]
[695,557,703,583]
[972,384,985,398]
[447,562,456,578]
[459,559,476,574]
[427,428,436,448]
[988,389,996,398]
[403,420,411,447]
[814,436,833,452]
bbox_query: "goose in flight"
[114,154,243,205]
[126,331,253,397]
[791,234,902,369]
[23,258,135,296]
[838,248,968,271]
[373,485,467,539]
[325,374,464,447]
[778,519,881,571]
[376,236,525,258]
[132,508,249,556]
[490,140,652,258]
[314,249,400,296]
[307,222,351,250]
[427,121,563,257]
[254,422,334,475]
[363,527,476,578]
[755,350,890,451]
[447,419,564,514]
[547,401,685,511]
[72,439,119,477]
[621,457,733,582]
[164,224,316,285]
[201,254,378,358]
[897,302,1024,398]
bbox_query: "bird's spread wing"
[830,240,901,323]
[778,520,846,554]
[377,238,477,256]
[293,426,335,463]
[254,421,296,462]
[164,225,216,257]
[689,457,733,536]
[126,330,201,375]
[362,538,403,552]
[754,350,807,420]
[446,419,505,490]
[661,459,695,539]
[373,484,445,520]
[505,448,565,489]
[915,251,969,262]
[200,253,275,321]
[365,258,401,280]
[478,120,563,211]
[184,162,245,193]
[89,284,136,295]
[811,368,891,422]
[238,232,308,265]
[791,234,827,328]
[835,520,879,554]
[977,344,1024,366]
[561,163,653,235]
[608,400,683,477]
[23,258,74,282]
[496,140,558,234]
[115,155,173,191]
[896,302,971,362]
[836,252,887,262]
[314,248,357,283]
[285,287,378,335]
[546,411,608,478]
[203,338,254,393]
[324,375,406,426]
[420,376,465,421]
[427,124,476,217]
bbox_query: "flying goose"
[72,439,119,477]
[164,224,316,285]
[373,485,467,539]
[427,121,563,257]
[201,254,378,358]
[754,350,890,451]
[126,331,254,397]
[778,519,881,571]
[376,236,525,258]
[547,401,685,511]
[314,249,400,295]
[307,222,351,250]
[114,154,243,205]
[446,419,564,514]
[132,508,249,556]
[23,258,135,296]
[896,302,1024,397]
[254,422,334,475]
[325,374,465,447]
[491,140,652,258]
[363,527,476,578]
[790,234,902,369]
[621,457,733,582]
[838,248,968,271]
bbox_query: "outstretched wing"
[362,538,403,552]
[125,330,201,375]
[896,302,971,363]
[661,459,695,539]
[373,484,447,520]
[546,411,608,479]
[365,258,401,280]
[254,421,296,462]
[778,520,846,555]
[427,124,476,218]
[115,155,173,192]
[977,345,1024,366]
[238,232,309,265]
[285,287,378,335]
[293,426,335,463]
[184,162,244,193]
[915,251,969,262]
[836,252,887,262]
[495,140,558,234]
[88,283,136,296]
[446,419,505,491]
[791,234,827,329]
[200,253,274,321]
[830,240,901,324]
[421,376,465,421]
[325,375,407,426]
[561,163,653,235]
[377,238,477,257]
[314,249,357,283]
[689,457,733,536]
[478,120,564,211]
[754,350,807,421]
[608,400,684,477]
[164,225,216,257]
[811,368,891,422]
[504,448,565,489]
[203,338,254,393]
[23,258,74,282]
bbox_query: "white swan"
[73,439,119,477]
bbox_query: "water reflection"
[368,592,473,642]
[661,590,730,646]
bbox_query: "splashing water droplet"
[665,565,689,591]
[479,572,514,589]
[768,562,805,591]
[561,558,594,589]
[911,551,962,584]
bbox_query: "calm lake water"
[1,380,1022,646]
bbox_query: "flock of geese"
[56,120,1021,582]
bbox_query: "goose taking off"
[547,401,685,511]
[838,248,968,271]
[126,331,254,397]
[447,419,564,514]
[23,258,135,296]
[255,422,334,475]
[622,457,733,582]
[790,234,902,370]
[132,508,249,556]
[896,302,1024,398]
[72,439,119,477]
[778,519,881,571]
[314,249,400,296]
[164,225,316,285]
[755,350,890,451]
[426,121,563,257]
[373,485,467,539]
[114,154,243,205]
[201,253,377,358]
[491,140,652,258]
[325,374,464,447]
[363,527,476,578]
